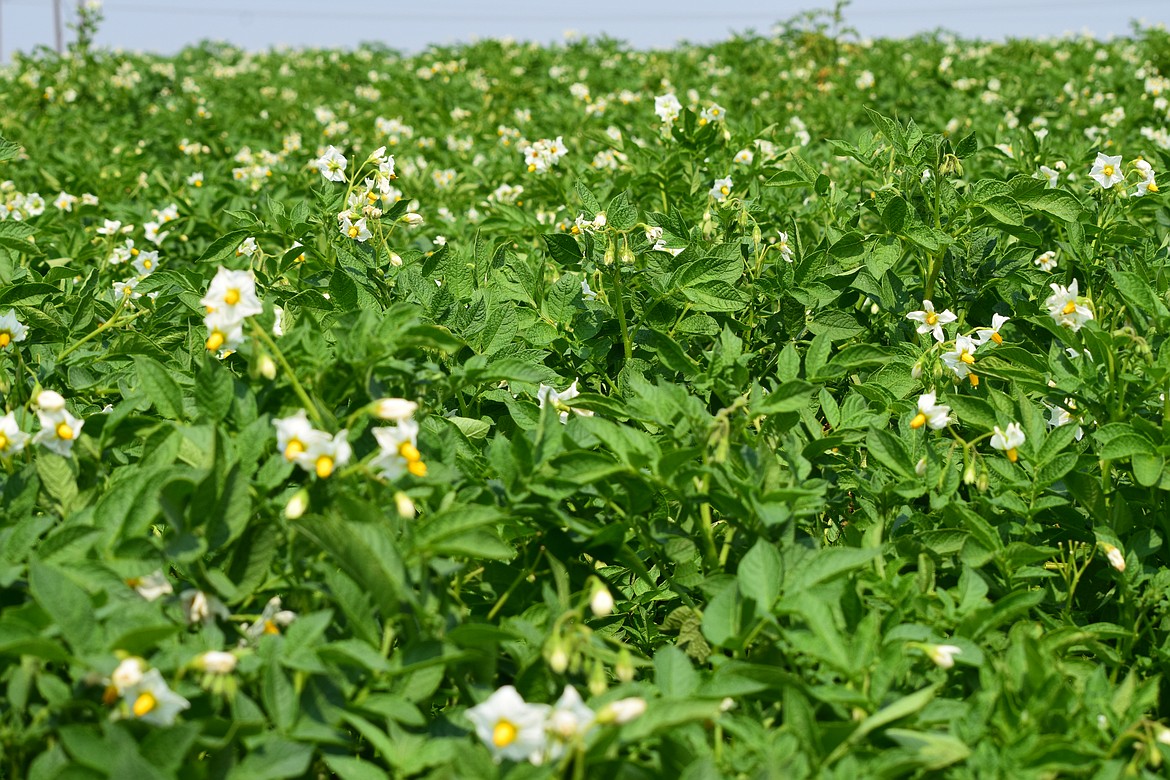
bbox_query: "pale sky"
[1,0,1167,60]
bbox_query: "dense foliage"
[3,6,1170,777]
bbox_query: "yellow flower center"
[492,719,518,748]
[1006,447,1018,463]
[263,620,280,635]
[969,374,979,387]
[194,180,202,187]
[206,331,225,352]
[130,247,139,256]
[1102,165,1114,177]
[1150,182,1159,193]
[960,351,975,365]
[284,439,305,460]
[925,312,938,326]
[407,460,427,477]
[720,186,730,196]
[348,225,360,238]
[398,442,420,461]
[0,331,10,348]
[133,692,157,717]
[56,422,74,440]
[224,288,240,306]
[143,259,153,269]
[991,332,1003,344]
[910,412,927,429]
[0,432,8,451]
[1061,300,1077,315]
[315,455,334,479]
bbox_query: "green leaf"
[606,190,638,231]
[136,356,184,420]
[654,645,699,698]
[738,539,782,611]
[29,562,94,652]
[197,229,251,264]
[755,380,815,415]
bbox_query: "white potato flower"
[990,422,1026,462]
[121,669,190,727]
[0,309,29,348]
[313,145,348,182]
[465,686,551,764]
[537,380,593,424]
[0,412,29,456]
[1089,152,1124,189]
[909,392,951,431]
[906,300,957,342]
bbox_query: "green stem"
[611,267,633,361]
[57,298,140,362]
[249,321,325,427]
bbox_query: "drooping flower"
[1100,542,1126,572]
[537,380,594,425]
[0,412,29,457]
[990,422,1026,462]
[776,231,794,263]
[906,300,957,343]
[1044,279,1094,331]
[546,686,596,761]
[1037,165,1060,188]
[370,417,427,479]
[127,571,172,601]
[924,643,962,669]
[120,669,190,727]
[941,335,979,384]
[909,392,951,430]
[243,596,297,641]
[178,589,230,626]
[194,651,238,675]
[465,686,551,764]
[1089,152,1124,189]
[597,697,646,724]
[111,657,146,693]
[975,314,1010,346]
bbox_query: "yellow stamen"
[925,312,938,326]
[130,247,139,256]
[991,332,1003,344]
[206,331,225,352]
[1006,447,1019,463]
[132,692,157,717]
[55,422,74,440]
[224,289,240,306]
[143,259,153,269]
[1102,165,1114,177]
[960,352,975,365]
[315,455,334,479]
[1061,300,1077,315]
[969,374,979,387]
[194,181,202,187]
[492,720,518,748]
[0,432,7,451]
[407,460,427,477]
[0,331,10,348]
[348,225,359,238]
[1149,182,1159,193]
[720,186,730,196]
[263,620,280,635]
[910,412,927,429]
[284,439,305,460]
[102,685,119,705]
[398,442,420,461]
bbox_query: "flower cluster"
[273,409,351,479]
[201,266,264,354]
[520,136,567,173]
[907,301,1009,388]
[466,685,644,765]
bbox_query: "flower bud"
[976,471,990,492]
[915,457,927,477]
[619,242,636,265]
[259,355,277,380]
[962,462,978,485]
[603,239,616,266]
[389,251,403,267]
[394,491,416,519]
[547,640,569,674]
[924,643,961,669]
[615,648,635,683]
[598,697,646,724]
[372,397,418,421]
[284,488,309,520]
[590,586,614,617]
[588,660,607,697]
[196,650,237,675]
[400,212,424,226]
[36,390,66,412]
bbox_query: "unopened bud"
[962,462,977,485]
[372,397,418,421]
[400,212,424,226]
[284,488,309,520]
[259,355,277,380]
[615,648,635,683]
[389,251,403,267]
[603,239,616,266]
[911,361,923,380]
[619,242,636,265]
[394,491,415,519]
[976,471,989,492]
[598,697,646,724]
[590,585,614,617]
[915,457,927,476]
[36,390,66,412]
[547,638,569,674]
[588,660,607,697]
